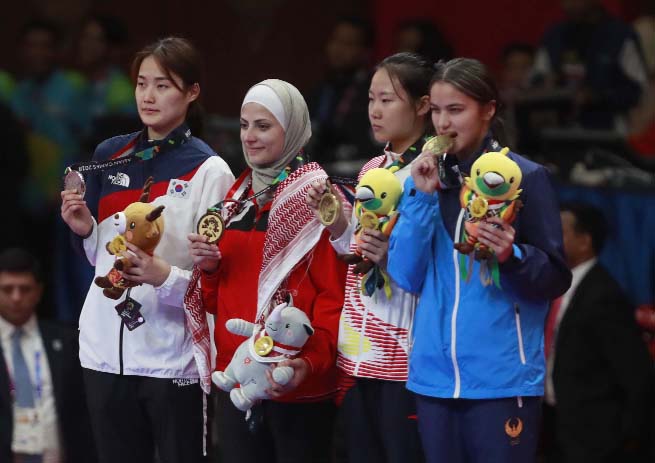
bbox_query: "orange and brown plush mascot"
[94,177,165,299]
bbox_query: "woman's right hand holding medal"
[411,151,441,194]
[60,189,94,237]
[305,180,349,239]
[188,233,222,273]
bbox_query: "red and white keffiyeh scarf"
[183,161,349,393]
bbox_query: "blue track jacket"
[388,149,571,399]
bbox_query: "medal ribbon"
[257,330,301,357]
[64,128,192,175]
[383,136,426,172]
[206,152,309,222]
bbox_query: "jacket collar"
[136,122,191,151]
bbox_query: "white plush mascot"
[212,301,314,412]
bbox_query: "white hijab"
[241,79,312,195]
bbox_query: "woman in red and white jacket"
[187,79,347,463]
[306,52,434,463]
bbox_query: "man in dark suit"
[0,248,96,462]
[545,203,653,463]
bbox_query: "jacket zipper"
[119,321,125,375]
[118,289,130,376]
[514,303,526,365]
[354,296,370,377]
[450,209,466,398]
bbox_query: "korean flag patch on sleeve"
[167,179,192,199]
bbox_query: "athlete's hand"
[305,180,349,239]
[265,358,311,398]
[187,233,221,273]
[358,228,389,269]
[476,216,516,263]
[60,189,94,237]
[411,152,440,194]
[120,242,171,286]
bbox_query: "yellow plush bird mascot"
[342,167,402,297]
[455,147,522,287]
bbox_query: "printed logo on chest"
[108,172,130,187]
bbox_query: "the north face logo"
[108,172,130,187]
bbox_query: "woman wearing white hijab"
[186,79,347,463]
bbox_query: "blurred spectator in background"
[628,77,655,159]
[499,42,535,105]
[633,0,655,76]
[77,14,139,153]
[308,16,379,169]
[394,18,453,64]
[0,102,29,250]
[11,19,93,323]
[0,70,14,103]
[542,203,654,463]
[635,304,655,361]
[11,19,89,213]
[0,248,96,463]
[498,42,535,148]
[531,0,649,131]
[627,0,655,161]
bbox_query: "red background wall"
[373,0,640,72]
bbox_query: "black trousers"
[338,377,424,463]
[214,389,336,463]
[83,368,206,463]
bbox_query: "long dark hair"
[431,58,508,146]
[375,52,434,134]
[131,37,205,136]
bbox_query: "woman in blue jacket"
[387,58,571,463]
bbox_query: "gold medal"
[197,211,225,244]
[318,192,341,226]
[359,211,379,230]
[422,134,455,156]
[63,169,86,198]
[254,335,274,356]
[470,196,489,218]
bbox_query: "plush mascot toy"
[342,167,402,297]
[94,177,165,299]
[455,147,522,287]
[212,301,314,412]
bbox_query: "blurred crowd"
[1,15,140,324]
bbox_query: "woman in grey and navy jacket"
[387,58,571,463]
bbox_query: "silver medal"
[63,169,86,198]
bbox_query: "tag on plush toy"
[115,296,145,330]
